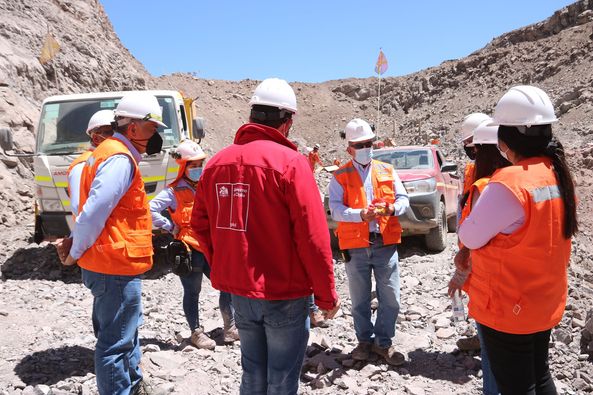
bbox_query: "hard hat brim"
[148,119,167,128]
[176,153,207,164]
[348,135,376,143]
[487,118,558,127]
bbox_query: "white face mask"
[497,144,509,161]
[354,147,373,165]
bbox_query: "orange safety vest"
[77,138,153,275]
[462,162,475,195]
[334,160,402,249]
[459,177,490,226]
[67,150,93,201]
[68,150,93,175]
[467,157,571,334]
[168,181,202,252]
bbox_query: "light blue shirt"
[329,160,409,233]
[149,179,195,232]
[68,161,84,217]
[70,133,141,260]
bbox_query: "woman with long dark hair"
[459,86,577,394]
[450,119,510,395]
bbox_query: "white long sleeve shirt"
[458,182,525,249]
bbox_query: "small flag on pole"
[375,49,388,75]
[39,33,60,65]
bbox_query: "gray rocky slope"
[1,0,593,394]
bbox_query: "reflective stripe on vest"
[169,181,202,252]
[467,157,571,334]
[334,160,402,249]
[77,138,153,275]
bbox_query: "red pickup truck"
[325,145,461,252]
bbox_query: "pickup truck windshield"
[373,149,433,169]
[37,96,180,154]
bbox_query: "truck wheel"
[425,201,447,252]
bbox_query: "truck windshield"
[37,96,181,154]
[374,149,433,169]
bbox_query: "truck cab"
[32,90,203,242]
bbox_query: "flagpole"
[375,48,388,141]
[377,73,381,140]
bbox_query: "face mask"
[463,145,476,160]
[187,167,203,182]
[145,132,163,155]
[354,147,373,165]
[498,146,509,161]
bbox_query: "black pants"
[478,323,557,395]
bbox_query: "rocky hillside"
[0,0,152,260]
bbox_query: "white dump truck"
[0,90,205,243]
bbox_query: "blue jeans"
[344,239,400,347]
[81,268,143,395]
[477,324,501,395]
[232,295,310,395]
[307,294,318,313]
[180,249,234,331]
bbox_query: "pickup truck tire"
[425,201,447,252]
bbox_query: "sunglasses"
[349,141,373,149]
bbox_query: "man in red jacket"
[191,78,340,395]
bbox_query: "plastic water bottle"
[451,292,465,322]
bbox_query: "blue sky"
[101,1,574,83]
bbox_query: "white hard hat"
[249,78,297,113]
[459,113,490,144]
[114,92,167,127]
[489,85,558,128]
[170,140,206,164]
[344,118,376,143]
[86,110,114,136]
[472,119,498,145]
[314,143,320,149]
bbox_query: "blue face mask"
[187,167,203,182]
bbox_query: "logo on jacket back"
[216,183,250,232]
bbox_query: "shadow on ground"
[399,235,446,259]
[140,337,179,352]
[300,344,476,389]
[406,348,477,384]
[14,345,94,386]
[1,234,175,282]
[1,244,81,283]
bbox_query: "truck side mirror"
[192,117,206,142]
[441,162,458,173]
[0,127,14,152]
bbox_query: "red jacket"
[191,123,338,310]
